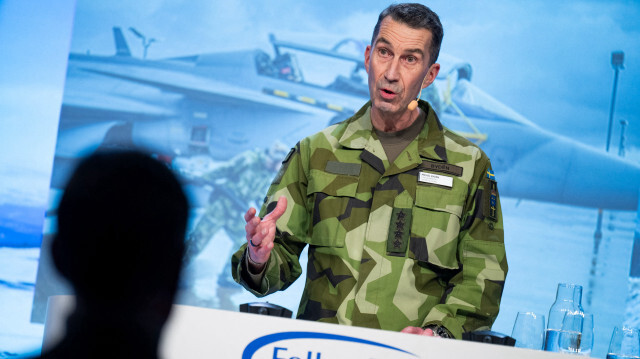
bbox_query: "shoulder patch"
[483,171,498,222]
[486,169,495,181]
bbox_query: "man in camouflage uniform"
[232,3,507,339]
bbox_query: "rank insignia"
[387,208,411,256]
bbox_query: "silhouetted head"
[52,150,188,311]
[371,3,443,66]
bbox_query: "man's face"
[365,17,440,121]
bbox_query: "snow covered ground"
[0,247,44,357]
[1,197,636,357]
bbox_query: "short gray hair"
[371,3,443,65]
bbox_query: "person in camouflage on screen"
[182,143,288,262]
[179,143,287,308]
[231,3,507,339]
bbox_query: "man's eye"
[406,56,416,63]
[378,48,390,56]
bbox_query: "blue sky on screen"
[0,0,75,206]
[67,0,640,147]
[0,0,639,208]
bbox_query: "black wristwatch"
[425,325,452,338]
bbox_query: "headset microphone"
[407,80,426,111]
[407,97,419,111]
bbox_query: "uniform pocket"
[306,169,358,247]
[408,185,466,270]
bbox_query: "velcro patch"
[325,161,361,176]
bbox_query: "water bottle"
[544,283,583,351]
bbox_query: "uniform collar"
[338,100,448,163]
[417,99,448,163]
[337,102,374,150]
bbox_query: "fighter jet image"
[50,28,362,188]
[51,27,640,210]
[31,25,640,321]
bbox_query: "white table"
[43,295,571,358]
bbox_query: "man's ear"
[364,45,372,74]
[422,63,440,89]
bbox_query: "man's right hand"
[244,196,287,271]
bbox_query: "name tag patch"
[419,161,463,177]
[419,171,453,188]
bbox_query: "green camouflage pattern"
[232,100,507,339]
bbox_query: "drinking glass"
[607,326,640,359]
[512,312,546,350]
[558,311,594,356]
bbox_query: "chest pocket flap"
[415,185,465,217]
[409,185,466,269]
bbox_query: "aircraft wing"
[71,60,332,116]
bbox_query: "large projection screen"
[1,1,639,357]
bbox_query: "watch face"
[435,326,450,338]
[424,325,450,338]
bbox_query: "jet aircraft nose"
[500,133,640,210]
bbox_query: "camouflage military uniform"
[232,100,507,339]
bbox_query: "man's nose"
[384,59,400,82]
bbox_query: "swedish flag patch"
[486,169,495,181]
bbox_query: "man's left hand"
[401,326,435,336]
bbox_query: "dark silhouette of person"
[35,150,189,359]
